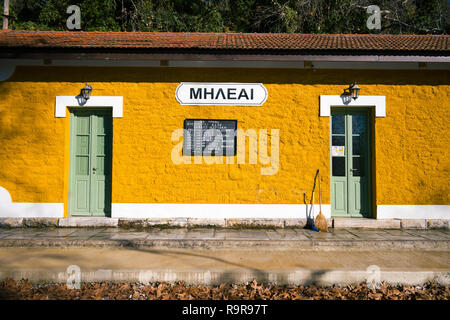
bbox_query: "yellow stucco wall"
[0,66,448,212]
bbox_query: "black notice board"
[183,119,237,156]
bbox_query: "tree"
[8,0,120,31]
[4,0,449,34]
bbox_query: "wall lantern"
[80,83,93,102]
[344,82,360,100]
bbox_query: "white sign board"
[332,146,345,156]
[175,82,268,106]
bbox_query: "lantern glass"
[81,83,92,100]
[350,83,360,100]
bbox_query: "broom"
[304,170,319,232]
[314,169,328,232]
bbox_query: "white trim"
[311,61,450,70]
[1,58,449,71]
[0,186,63,218]
[377,205,450,220]
[311,61,417,69]
[111,203,331,219]
[55,96,123,118]
[170,61,305,68]
[320,95,386,117]
[52,60,161,67]
[171,61,449,70]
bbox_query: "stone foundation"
[0,217,448,229]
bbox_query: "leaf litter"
[0,278,448,300]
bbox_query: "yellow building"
[0,31,448,226]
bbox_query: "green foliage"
[3,0,449,34]
[79,0,120,31]
[126,0,224,32]
[38,0,66,29]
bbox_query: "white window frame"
[55,96,123,118]
[319,95,386,117]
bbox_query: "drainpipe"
[2,0,9,30]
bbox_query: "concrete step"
[1,269,448,287]
[333,218,401,229]
[58,217,119,227]
[0,238,448,251]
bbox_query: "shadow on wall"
[7,66,450,86]
[0,81,56,206]
[0,186,63,217]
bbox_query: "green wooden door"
[69,109,112,217]
[331,109,371,217]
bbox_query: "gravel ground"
[0,279,448,300]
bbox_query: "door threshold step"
[333,218,401,229]
[59,217,118,227]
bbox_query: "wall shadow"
[7,65,450,86]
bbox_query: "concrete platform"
[0,247,448,286]
[0,227,449,250]
[0,228,448,286]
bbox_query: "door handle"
[350,168,357,171]
[92,168,96,174]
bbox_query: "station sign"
[175,82,267,106]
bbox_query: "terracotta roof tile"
[0,30,448,53]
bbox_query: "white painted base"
[111,203,331,219]
[0,186,63,218]
[377,205,450,220]
[1,183,449,220]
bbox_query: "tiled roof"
[0,30,448,53]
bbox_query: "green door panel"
[71,114,91,216]
[332,180,347,214]
[75,180,89,215]
[69,109,112,217]
[331,108,371,218]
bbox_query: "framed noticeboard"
[183,119,237,156]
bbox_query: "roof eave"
[0,48,449,63]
